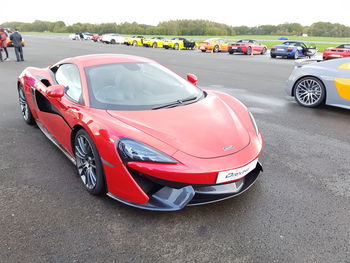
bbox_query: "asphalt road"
[0,36,349,263]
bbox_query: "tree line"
[1,20,350,37]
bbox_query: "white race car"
[101,34,125,44]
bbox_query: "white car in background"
[69,32,93,40]
[101,34,125,44]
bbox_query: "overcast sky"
[2,0,350,27]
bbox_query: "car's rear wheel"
[294,77,326,108]
[18,85,34,125]
[270,54,276,58]
[294,50,299,59]
[152,42,157,48]
[132,40,137,46]
[174,43,179,50]
[228,50,234,54]
[261,47,267,55]
[74,129,106,195]
[201,49,206,52]
[213,45,219,52]
[110,39,116,44]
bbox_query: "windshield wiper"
[152,95,199,110]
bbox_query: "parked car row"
[68,33,350,60]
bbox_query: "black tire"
[247,47,252,55]
[261,47,267,55]
[294,76,326,108]
[270,54,276,58]
[201,49,206,52]
[18,85,34,125]
[213,45,219,53]
[74,129,106,195]
[174,43,179,50]
[228,50,234,55]
[152,42,157,48]
[110,39,116,44]
[132,40,137,46]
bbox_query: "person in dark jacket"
[10,29,24,62]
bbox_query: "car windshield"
[86,62,203,110]
[283,42,300,46]
[338,44,350,49]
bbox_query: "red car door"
[34,63,84,155]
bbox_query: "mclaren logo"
[223,145,234,151]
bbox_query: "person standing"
[10,29,24,62]
[0,28,9,61]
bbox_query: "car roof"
[57,54,154,68]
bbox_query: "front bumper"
[107,162,263,211]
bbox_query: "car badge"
[223,145,234,151]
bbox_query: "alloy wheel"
[75,135,98,190]
[295,78,324,107]
[18,88,29,121]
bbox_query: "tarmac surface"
[0,36,349,263]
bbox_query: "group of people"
[0,28,24,62]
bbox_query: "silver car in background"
[286,57,350,109]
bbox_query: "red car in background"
[92,35,102,42]
[323,44,350,60]
[17,54,263,211]
[228,39,267,55]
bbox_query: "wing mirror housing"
[187,73,198,86]
[46,84,65,98]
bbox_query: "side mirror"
[187,73,198,86]
[46,84,65,98]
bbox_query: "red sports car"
[92,35,102,42]
[17,54,264,211]
[228,39,267,55]
[323,44,350,60]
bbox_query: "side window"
[55,64,83,104]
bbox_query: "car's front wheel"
[174,43,179,50]
[18,85,34,125]
[74,129,106,195]
[152,42,157,48]
[213,45,219,52]
[110,39,116,44]
[132,40,137,46]
[294,77,326,108]
[261,47,267,55]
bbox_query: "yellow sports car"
[124,36,144,46]
[163,38,196,50]
[143,37,166,48]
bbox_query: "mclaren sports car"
[286,57,350,109]
[17,54,264,211]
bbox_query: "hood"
[107,95,250,159]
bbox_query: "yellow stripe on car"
[338,63,350,70]
[334,78,350,100]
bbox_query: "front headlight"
[117,138,177,164]
[249,112,259,136]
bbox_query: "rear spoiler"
[294,59,322,68]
